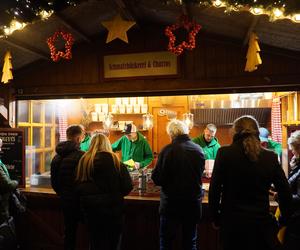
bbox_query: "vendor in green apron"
[259,127,282,157]
[192,123,221,160]
[80,133,91,152]
[112,123,153,170]
[79,124,92,152]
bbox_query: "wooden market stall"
[1,1,300,249]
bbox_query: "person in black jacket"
[209,115,292,250]
[151,119,205,250]
[0,138,18,250]
[0,138,18,225]
[50,125,85,250]
[76,133,132,250]
[283,130,300,250]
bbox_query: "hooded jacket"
[111,132,153,168]
[192,134,220,160]
[50,141,84,201]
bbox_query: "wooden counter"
[17,187,277,250]
[17,187,219,250]
[20,185,277,206]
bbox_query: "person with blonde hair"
[76,133,132,250]
[152,120,205,250]
[283,130,300,250]
[209,115,292,250]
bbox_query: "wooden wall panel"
[13,24,300,98]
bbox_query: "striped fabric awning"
[271,97,282,143]
[57,105,68,142]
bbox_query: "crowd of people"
[1,115,299,250]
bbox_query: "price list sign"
[0,128,25,187]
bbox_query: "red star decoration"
[165,15,201,56]
[47,31,74,62]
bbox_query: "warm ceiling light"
[273,8,283,18]
[293,14,300,22]
[251,7,263,15]
[103,113,113,129]
[213,0,223,7]
[183,113,194,130]
[143,113,154,130]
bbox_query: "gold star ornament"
[101,14,136,43]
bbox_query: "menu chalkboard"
[0,128,25,187]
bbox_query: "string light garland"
[165,15,201,55]
[170,0,300,23]
[47,31,74,62]
[0,0,80,36]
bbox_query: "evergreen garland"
[179,0,300,14]
[1,0,300,36]
[0,0,81,35]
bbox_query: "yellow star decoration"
[101,14,136,43]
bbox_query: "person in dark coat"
[0,138,18,225]
[151,119,205,250]
[283,130,300,250]
[0,138,18,250]
[209,115,292,250]
[50,125,85,250]
[76,133,133,250]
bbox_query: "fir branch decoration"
[0,0,81,35]
[172,0,300,15]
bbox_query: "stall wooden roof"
[1,0,300,70]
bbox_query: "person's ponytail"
[243,134,261,162]
[233,116,262,162]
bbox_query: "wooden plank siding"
[12,24,300,99]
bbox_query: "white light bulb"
[4,27,11,35]
[251,7,263,15]
[213,0,223,7]
[273,8,283,18]
[13,20,23,29]
[39,10,53,20]
[293,14,300,22]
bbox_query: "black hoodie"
[50,141,84,201]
